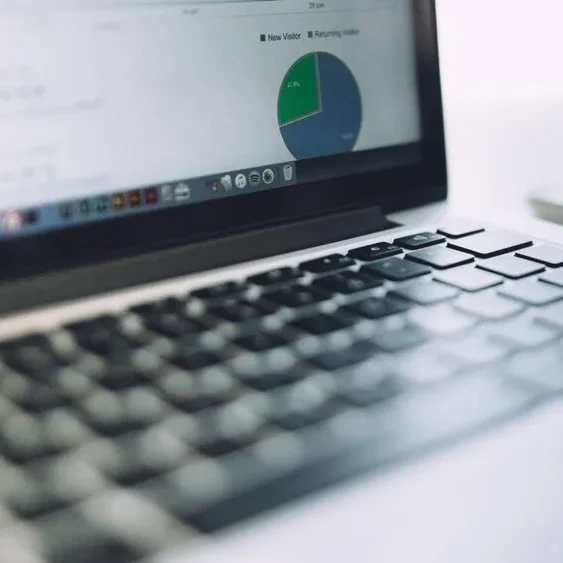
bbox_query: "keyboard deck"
[2,223,563,562]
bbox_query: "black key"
[394,232,445,250]
[65,315,119,341]
[300,254,355,274]
[197,404,262,457]
[81,395,146,437]
[346,297,410,320]
[447,231,533,258]
[145,313,205,338]
[539,269,563,288]
[123,389,167,429]
[0,335,66,378]
[68,317,139,358]
[499,280,563,306]
[437,223,485,239]
[169,350,221,372]
[177,373,531,533]
[209,300,277,323]
[7,482,70,520]
[102,432,184,486]
[43,511,139,563]
[362,257,431,282]
[137,455,267,530]
[232,355,308,391]
[390,281,458,305]
[13,385,68,413]
[66,315,117,334]
[406,247,474,269]
[313,271,383,295]
[337,365,402,407]
[79,331,138,358]
[104,456,162,487]
[248,267,303,287]
[309,341,379,371]
[477,256,545,279]
[371,324,427,352]
[234,331,292,352]
[293,313,354,336]
[97,365,150,391]
[348,242,403,262]
[130,297,182,316]
[516,245,563,268]
[0,418,60,464]
[434,267,504,292]
[265,286,331,308]
[192,282,246,301]
[82,414,137,438]
[454,293,524,320]
[159,369,235,412]
[271,377,336,430]
[243,367,307,392]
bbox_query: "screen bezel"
[0,0,446,281]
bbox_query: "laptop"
[2,1,563,561]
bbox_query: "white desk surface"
[437,0,563,225]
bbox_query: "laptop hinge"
[0,205,394,315]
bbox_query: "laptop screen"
[0,0,421,239]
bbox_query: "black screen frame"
[0,0,446,281]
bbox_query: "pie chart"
[278,52,363,160]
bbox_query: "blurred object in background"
[528,186,563,224]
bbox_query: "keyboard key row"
[140,372,534,533]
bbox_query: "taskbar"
[0,161,297,240]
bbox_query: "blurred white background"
[436,0,563,221]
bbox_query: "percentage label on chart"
[0,67,46,102]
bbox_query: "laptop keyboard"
[2,225,563,561]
